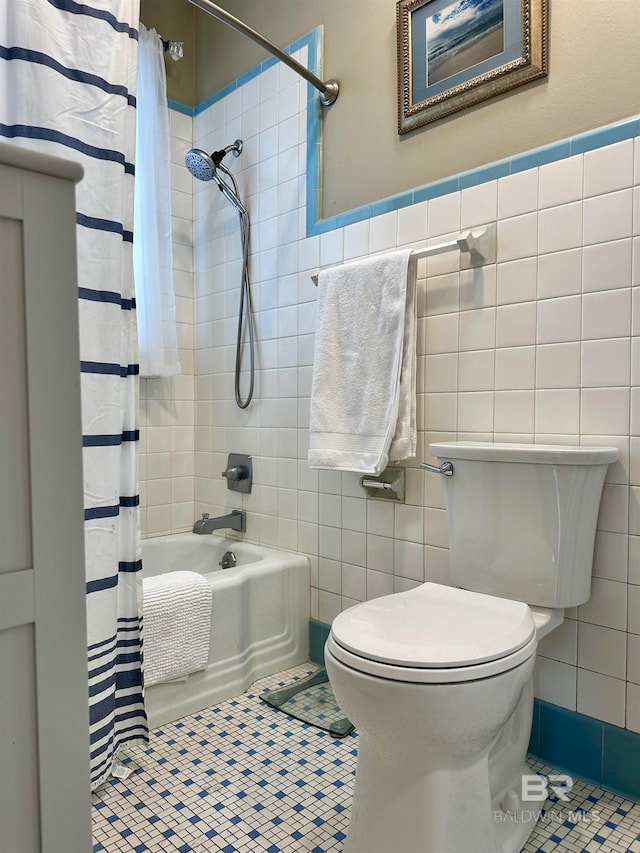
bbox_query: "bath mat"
[259,667,355,737]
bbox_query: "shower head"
[185,148,216,182]
[185,141,246,216]
[184,139,243,182]
[184,148,220,181]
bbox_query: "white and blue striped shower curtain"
[0,0,148,789]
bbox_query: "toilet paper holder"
[360,467,405,502]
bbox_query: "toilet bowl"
[325,442,617,853]
[325,584,544,853]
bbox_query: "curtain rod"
[184,0,339,105]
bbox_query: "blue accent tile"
[216,81,238,102]
[510,140,571,173]
[570,118,640,155]
[235,66,262,89]
[320,623,331,649]
[603,723,640,800]
[413,176,459,204]
[335,204,374,228]
[538,704,603,785]
[458,159,510,189]
[167,99,193,117]
[372,191,414,216]
[308,214,341,237]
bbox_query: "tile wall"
[138,108,196,537]
[151,49,640,735]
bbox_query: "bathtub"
[141,533,310,726]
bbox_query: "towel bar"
[311,223,496,285]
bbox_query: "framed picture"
[396,0,547,134]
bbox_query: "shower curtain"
[134,22,180,377]
[0,0,148,789]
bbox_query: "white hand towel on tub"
[308,249,417,474]
[142,571,212,687]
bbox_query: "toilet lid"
[330,583,535,669]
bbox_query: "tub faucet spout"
[193,510,246,534]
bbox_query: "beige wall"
[140,0,196,105]
[192,0,640,216]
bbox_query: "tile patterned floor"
[92,664,640,853]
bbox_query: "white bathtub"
[141,533,310,726]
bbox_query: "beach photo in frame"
[397,0,547,134]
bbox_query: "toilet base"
[343,749,537,853]
[492,779,541,853]
[326,647,538,853]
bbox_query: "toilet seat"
[328,582,537,684]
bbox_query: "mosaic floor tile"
[93,664,640,853]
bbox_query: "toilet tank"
[429,442,618,608]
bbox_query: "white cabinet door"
[0,144,92,853]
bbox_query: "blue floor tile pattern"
[92,664,640,853]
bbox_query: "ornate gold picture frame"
[397,0,547,134]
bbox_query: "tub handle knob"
[221,453,253,493]
[201,512,210,520]
[222,465,249,481]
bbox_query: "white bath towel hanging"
[142,571,212,687]
[308,249,417,475]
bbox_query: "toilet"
[325,442,618,853]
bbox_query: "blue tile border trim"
[309,620,640,802]
[307,116,639,237]
[172,30,638,241]
[191,28,321,117]
[167,98,194,117]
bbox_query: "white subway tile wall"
[138,108,195,537]
[153,68,640,733]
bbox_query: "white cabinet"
[0,143,92,852]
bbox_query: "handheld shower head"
[185,141,246,215]
[184,140,243,182]
[184,139,254,409]
[185,148,216,181]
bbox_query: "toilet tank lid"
[429,441,618,466]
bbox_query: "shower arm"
[184,0,339,106]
